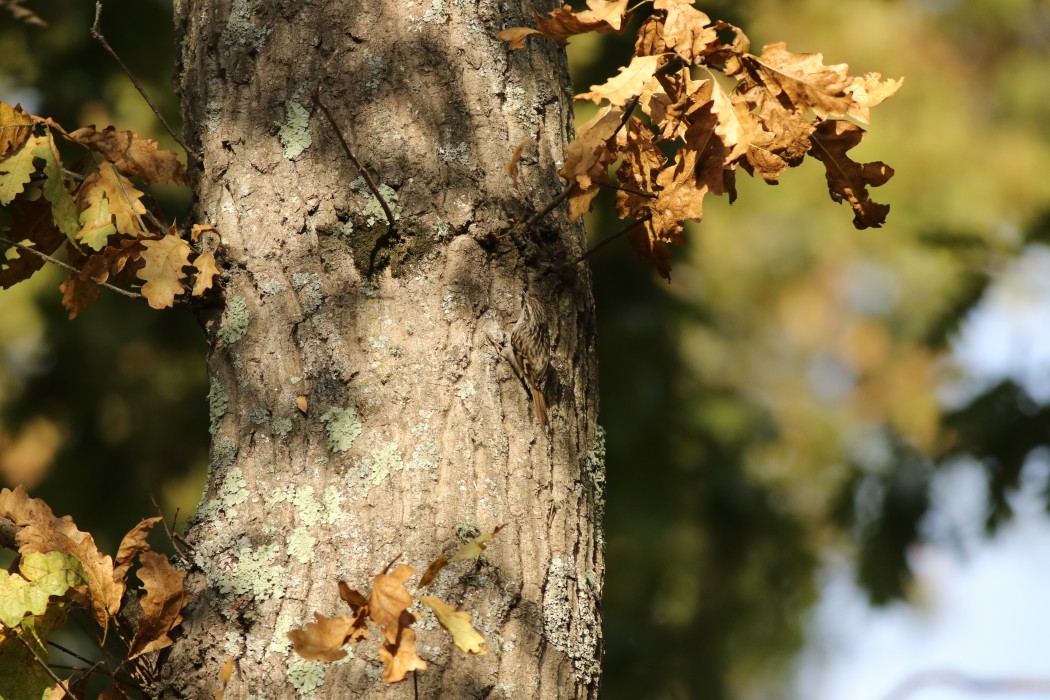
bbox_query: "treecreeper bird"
[502,292,550,426]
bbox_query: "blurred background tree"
[3,0,1049,698]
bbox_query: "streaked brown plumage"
[504,292,550,425]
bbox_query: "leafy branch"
[497,0,901,278]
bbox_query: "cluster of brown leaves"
[288,526,502,684]
[0,486,190,698]
[0,101,217,316]
[498,0,902,279]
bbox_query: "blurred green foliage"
[2,1,1050,698]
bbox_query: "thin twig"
[16,634,75,697]
[577,214,650,263]
[499,182,576,239]
[312,90,396,232]
[606,182,658,199]
[91,2,195,160]
[46,641,139,688]
[0,235,145,300]
[149,493,190,565]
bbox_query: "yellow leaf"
[449,524,504,562]
[76,191,118,251]
[137,234,191,309]
[0,134,45,206]
[418,596,486,655]
[0,102,34,158]
[77,165,148,240]
[576,55,664,107]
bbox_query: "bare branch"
[312,90,397,232]
[91,2,196,161]
[882,669,1050,700]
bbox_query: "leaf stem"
[577,214,650,263]
[0,235,144,300]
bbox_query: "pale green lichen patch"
[222,0,270,49]
[292,486,323,527]
[208,378,229,435]
[250,407,269,425]
[269,613,297,654]
[543,557,600,684]
[351,178,401,226]
[406,439,439,471]
[365,442,403,485]
[292,272,323,313]
[455,522,481,542]
[218,295,249,345]
[287,655,327,695]
[323,486,344,524]
[287,528,317,564]
[438,140,470,166]
[197,465,246,521]
[422,0,450,23]
[584,425,607,548]
[320,407,362,452]
[216,540,285,600]
[261,279,287,296]
[272,418,293,437]
[279,101,312,159]
[212,437,238,474]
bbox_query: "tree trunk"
[159,0,603,697]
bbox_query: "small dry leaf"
[128,550,190,659]
[809,119,893,229]
[191,251,220,296]
[505,139,528,193]
[418,596,487,655]
[378,612,428,683]
[68,125,188,185]
[337,580,370,642]
[216,656,235,700]
[559,106,625,220]
[654,0,717,63]
[295,395,309,414]
[112,516,163,583]
[417,554,449,590]
[576,55,664,107]
[0,102,34,158]
[288,612,357,662]
[137,233,191,309]
[369,564,416,645]
[494,27,541,50]
[450,524,505,562]
[59,273,100,320]
[77,165,148,241]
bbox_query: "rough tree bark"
[158,0,603,697]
